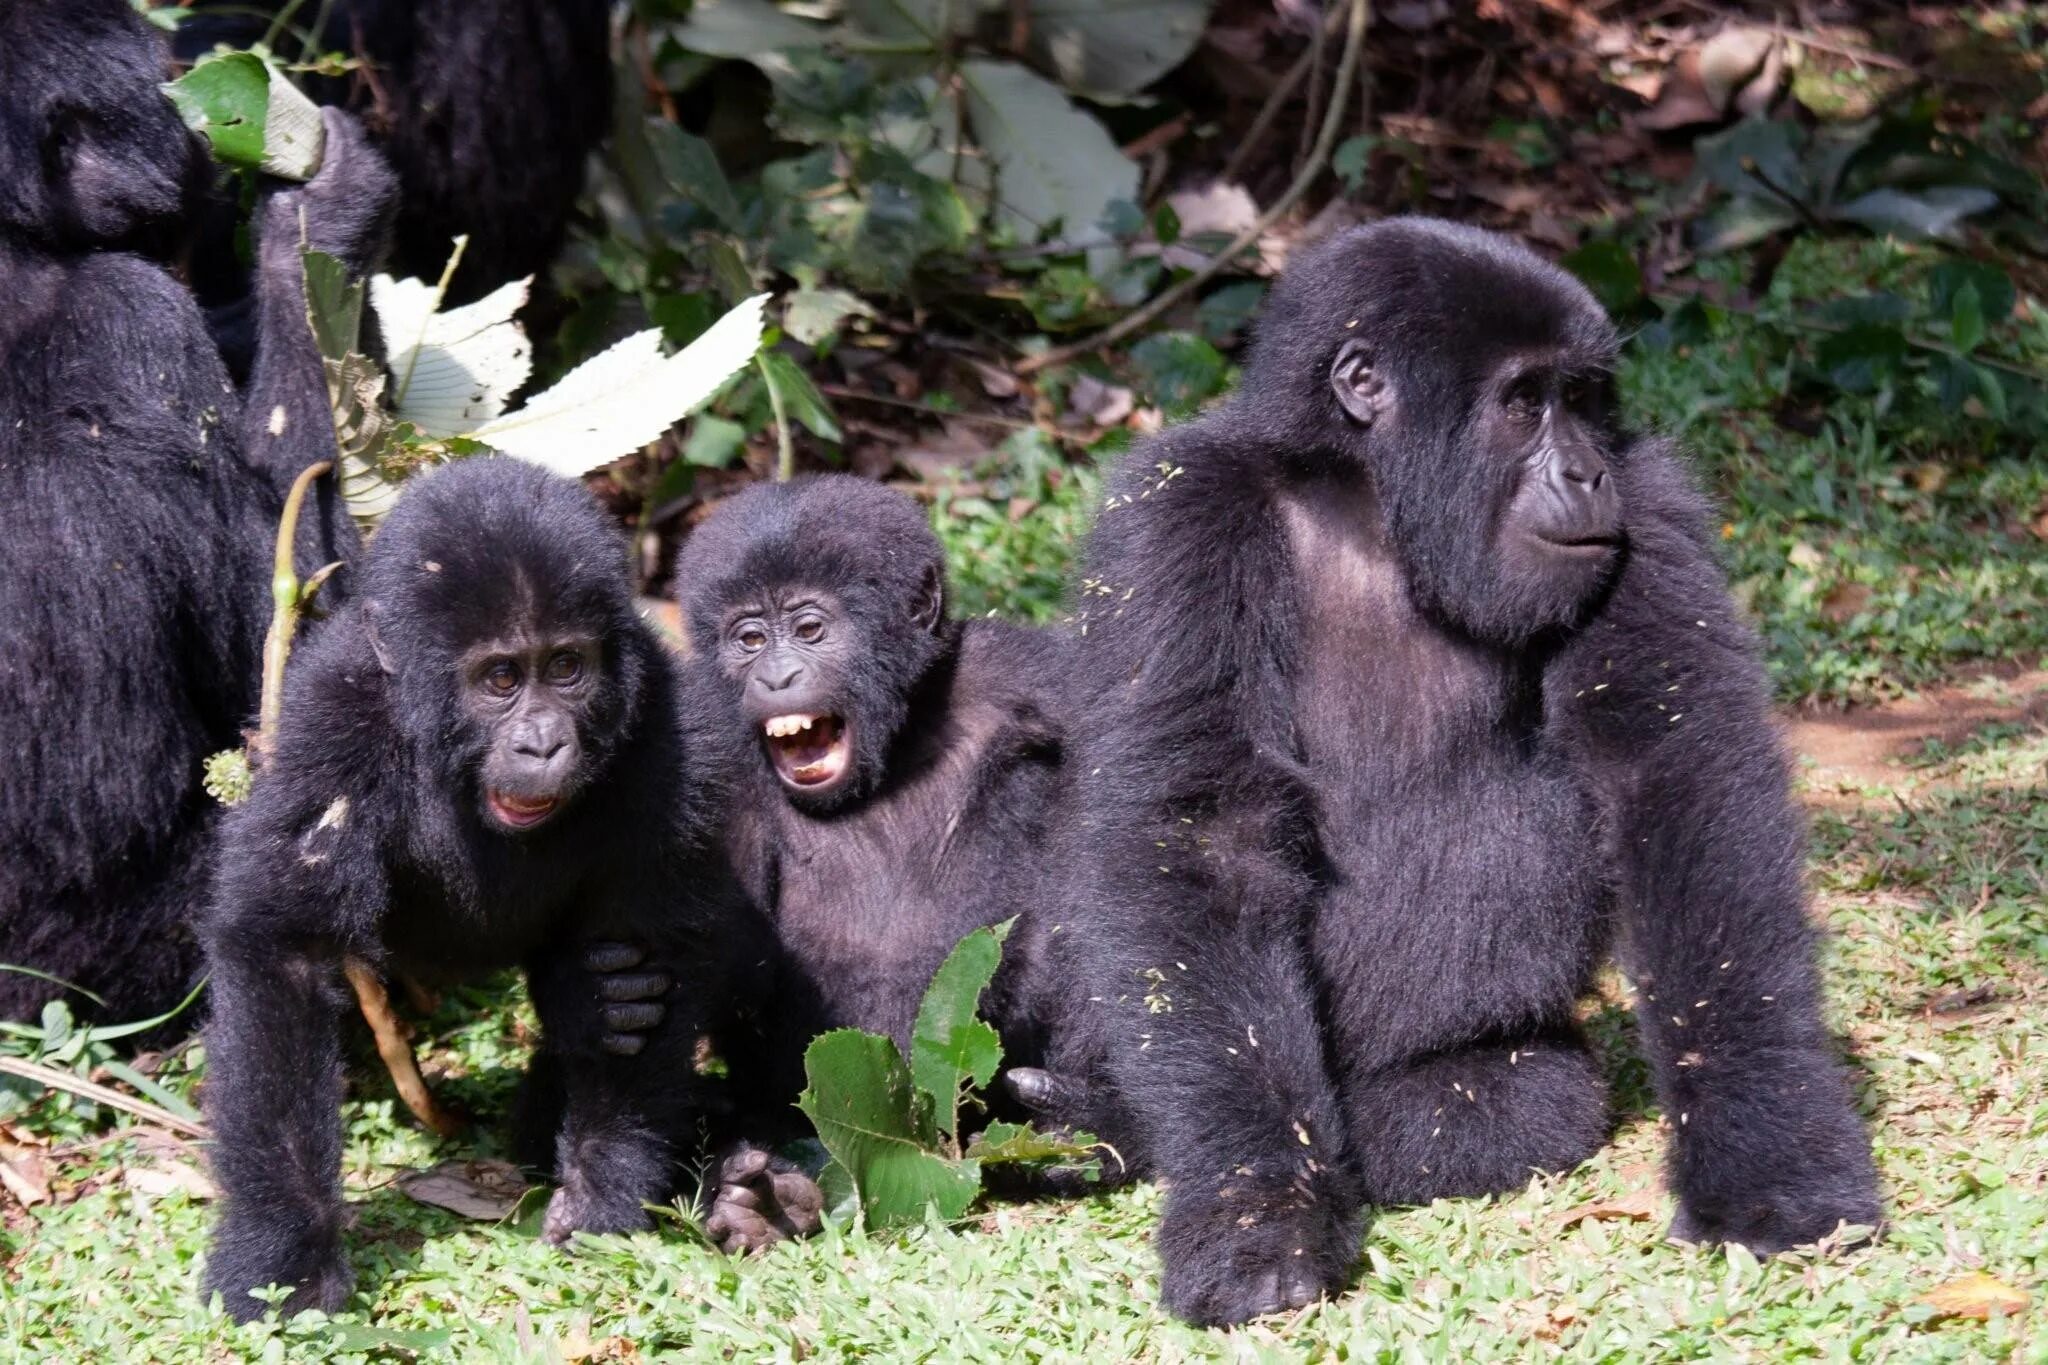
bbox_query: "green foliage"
[1128,331,1228,416]
[163,53,270,168]
[796,922,1098,1231]
[202,749,254,806]
[0,986,205,1126]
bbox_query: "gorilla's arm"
[1560,443,1879,1251]
[1068,430,1363,1325]
[199,630,396,1320]
[233,108,397,574]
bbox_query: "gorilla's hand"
[1155,1180,1361,1328]
[581,941,671,1057]
[258,108,397,274]
[703,1143,824,1255]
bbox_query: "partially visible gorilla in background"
[1063,219,1880,1326]
[670,477,1111,1252]
[176,0,612,302]
[0,0,394,1025]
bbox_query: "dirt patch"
[1784,667,2048,793]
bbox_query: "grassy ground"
[6,238,2047,1360]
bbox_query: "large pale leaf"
[910,922,1011,1143]
[960,60,1137,258]
[471,294,768,474]
[1023,0,1214,97]
[164,52,323,179]
[797,1029,982,1230]
[372,271,534,437]
[1828,186,1998,242]
[663,0,826,74]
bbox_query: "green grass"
[5,718,2044,1359]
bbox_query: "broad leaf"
[1828,186,1998,242]
[960,60,1138,263]
[372,271,534,437]
[664,0,827,73]
[910,922,1012,1143]
[164,52,324,180]
[682,414,749,467]
[1815,322,1909,393]
[1130,331,1228,415]
[756,349,841,442]
[471,294,768,474]
[1949,280,1985,355]
[797,1029,982,1229]
[1929,260,2015,325]
[1023,0,1215,98]
[970,1119,1104,1180]
[785,289,874,347]
[1690,196,1802,254]
[302,251,365,363]
[649,124,747,234]
[1561,241,1644,317]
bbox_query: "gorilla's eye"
[1564,377,1595,412]
[735,624,768,652]
[484,661,521,695]
[1503,375,1545,418]
[794,617,825,644]
[545,650,584,685]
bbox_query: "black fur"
[178,0,611,301]
[674,477,1096,1246]
[1062,219,1880,1326]
[199,458,747,1320]
[0,0,389,1026]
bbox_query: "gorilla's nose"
[759,664,803,692]
[1541,444,1620,542]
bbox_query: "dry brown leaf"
[122,1162,218,1201]
[397,1158,531,1221]
[1916,1272,2030,1322]
[1556,1187,1660,1227]
[1821,581,1873,624]
[0,1144,52,1207]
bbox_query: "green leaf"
[1828,186,1998,242]
[797,1029,982,1229]
[301,250,365,362]
[664,0,828,72]
[784,289,874,347]
[1815,322,1909,393]
[1130,330,1228,415]
[1559,241,1644,317]
[164,53,269,170]
[1196,280,1266,344]
[1949,280,1985,355]
[1020,0,1215,98]
[756,350,841,442]
[910,922,1013,1144]
[649,124,746,234]
[682,414,749,467]
[1332,135,1377,191]
[960,60,1139,264]
[1930,260,2015,326]
[1689,196,1802,255]
[970,1119,1103,1180]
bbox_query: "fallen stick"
[344,961,464,1138]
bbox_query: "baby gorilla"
[673,476,1081,1250]
[201,458,746,1320]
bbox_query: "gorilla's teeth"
[764,713,818,738]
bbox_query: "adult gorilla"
[1063,219,1880,1325]
[0,0,392,1025]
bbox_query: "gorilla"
[670,476,1099,1251]
[200,458,749,1319]
[0,0,392,1026]
[1061,219,1881,1325]
[176,0,611,302]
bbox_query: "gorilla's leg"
[1347,1030,1611,1206]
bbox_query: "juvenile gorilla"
[202,459,745,1320]
[0,0,391,1025]
[673,476,1085,1249]
[1064,219,1880,1325]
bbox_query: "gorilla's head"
[0,0,210,254]
[360,458,650,837]
[1245,217,1627,646]
[678,475,952,814]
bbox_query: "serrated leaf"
[960,59,1138,265]
[970,1119,1103,1179]
[302,250,365,363]
[373,270,533,437]
[797,1029,982,1230]
[911,922,1012,1143]
[471,294,768,474]
[164,53,269,170]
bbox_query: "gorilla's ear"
[364,603,398,674]
[912,563,945,634]
[1330,338,1389,427]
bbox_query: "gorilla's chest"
[1281,492,1605,1053]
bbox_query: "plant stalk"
[254,459,333,763]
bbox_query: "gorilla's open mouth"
[763,713,851,790]
[486,789,562,830]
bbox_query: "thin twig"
[345,962,463,1139]
[0,1056,208,1139]
[1017,0,1373,377]
[1218,2,1351,188]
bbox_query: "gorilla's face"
[716,572,945,813]
[459,628,605,835]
